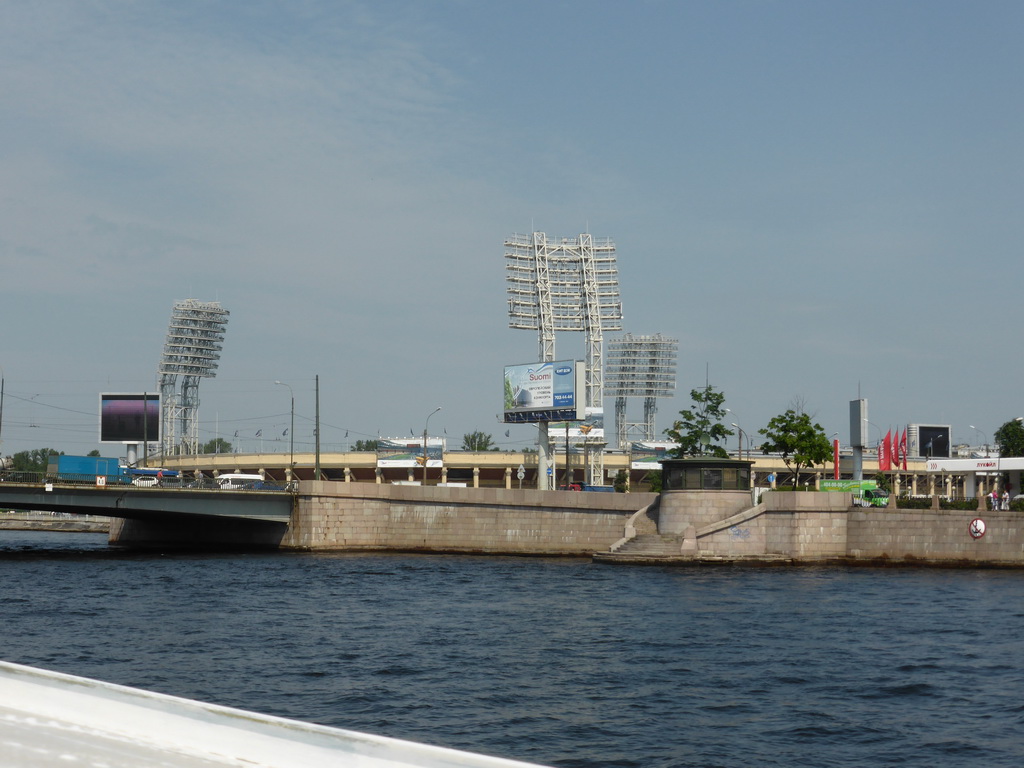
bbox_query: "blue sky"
[2,0,1022,458]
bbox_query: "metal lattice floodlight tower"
[506,232,623,486]
[158,300,229,456]
[606,334,678,450]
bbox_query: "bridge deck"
[0,481,292,523]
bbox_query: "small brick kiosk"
[658,457,755,535]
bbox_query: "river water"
[1,530,1022,768]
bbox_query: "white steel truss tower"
[606,334,678,449]
[157,299,229,456]
[506,232,623,485]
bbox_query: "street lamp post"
[423,407,441,486]
[969,425,989,457]
[275,381,294,478]
[724,408,745,461]
[729,422,746,461]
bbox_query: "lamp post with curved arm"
[969,425,989,458]
[730,422,746,461]
[423,407,441,486]
[725,409,743,460]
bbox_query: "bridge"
[0,475,294,548]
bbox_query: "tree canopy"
[201,437,233,454]
[665,386,733,458]
[994,419,1024,458]
[352,439,379,452]
[461,431,496,451]
[12,448,61,473]
[758,409,832,487]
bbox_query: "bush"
[897,497,931,509]
[939,498,978,511]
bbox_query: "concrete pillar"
[375,468,382,485]
[441,467,448,484]
[344,467,351,483]
[504,467,512,490]
[473,467,480,488]
[407,469,415,483]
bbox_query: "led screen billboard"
[503,360,584,423]
[909,424,951,459]
[99,393,161,443]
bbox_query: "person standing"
[1002,489,1010,510]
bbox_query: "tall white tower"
[505,232,623,486]
[158,299,229,456]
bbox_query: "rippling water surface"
[1,530,1023,767]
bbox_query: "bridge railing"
[0,471,294,493]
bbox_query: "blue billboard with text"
[503,360,584,423]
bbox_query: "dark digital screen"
[918,426,950,458]
[100,394,160,443]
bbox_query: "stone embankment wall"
[686,492,1022,566]
[846,507,1022,564]
[282,481,657,554]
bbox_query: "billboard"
[376,437,445,468]
[849,399,868,448]
[99,393,161,443]
[549,408,605,440]
[503,360,584,423]
[908,424,951,459]
[629,441,675,470]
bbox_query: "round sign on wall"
[968,518,986,539]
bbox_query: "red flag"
[890,428,900,469]
[900,428,908,470]
[833,439,840,480]
[879,431,891,471]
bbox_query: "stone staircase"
[608,533,683,558]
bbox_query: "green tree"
[994,419,1024,458]
[613,469,628,493]
[758,409,832,488]
[12,448,61,473]
[643,470,663,493]
[87,449,101,457]
[665,386,733,458]
[461,431,495,451]
[201,437,233,454]
[353,439,379,452]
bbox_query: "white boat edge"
[0,660,552,767]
